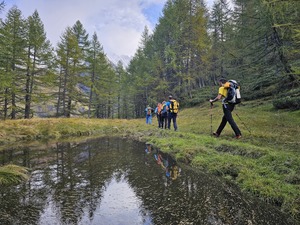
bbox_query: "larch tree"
[56,27,82,117]
[24,10,54,118]
[0,6,27,119]
[209,0,233,82]
[86,32,107,118]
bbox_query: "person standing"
[154,102,163,128]
[167,95,179,131]
[209,78,242,139]
[145,105,153,125]
[161,101,168,129]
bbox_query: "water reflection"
[0,137,296,225]
[152,146,181,182]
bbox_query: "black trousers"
[168,112,178,131]
[161,112,168,129]
[157,114,163,128]
[216,104,241,136]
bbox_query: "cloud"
[2,0,166,58]
[1,0,220,58]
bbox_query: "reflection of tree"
[0,138,122,224]
[50,140,119,224]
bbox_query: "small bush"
[273,96,300,110]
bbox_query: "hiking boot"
[213,132,219,137]
[235,135,242,139]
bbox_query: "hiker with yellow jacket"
[209,78,242,139]
[166,95,179,131]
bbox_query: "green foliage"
[0,6,27,119]
[273,96,300,110]
[127,0,210,114]
[273,88,300,110]
[25,10,54,119]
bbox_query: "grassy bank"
[0,101,299,221]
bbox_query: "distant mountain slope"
[107,53,132,68]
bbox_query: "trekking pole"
[210,78,214,136]
[235,112,252,135]
[210,102,213,136]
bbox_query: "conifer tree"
[115,61,129,118]
[127,26,158,116]
[56,27,82,117]
[128,0,210,106]
[0,6,26,119]
[209,0,233,82]
[86,32,107,118]
[262,0,300,84]
[24,10,54,118]
[71,20,90,115]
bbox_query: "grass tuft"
[0,164,29,185]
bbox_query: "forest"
[0,0,299,120]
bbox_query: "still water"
[0,137,296,225]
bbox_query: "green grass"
[0,164,29,185]
[0,101,299,221]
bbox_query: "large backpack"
[146,107,152,115]
[169,99,179,113]
[161,103,168,114]
[224,80,241,104]
[157,103,162,115]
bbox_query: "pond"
[0,137,296,225]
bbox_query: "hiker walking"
[145,105,153,125]
[155,102,163,128]
[167,95,179,131]
[209,78,242,139]
[161,101,168,129]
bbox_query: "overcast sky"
[1,0,215,58]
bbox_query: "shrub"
[273,96,300,110]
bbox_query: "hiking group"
[145,95,179,131]
[145,77,242,138]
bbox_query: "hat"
[218,78,227,84]
[168,95,173,99]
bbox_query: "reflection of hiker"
[167,95,179,131]
[155,102,163,128]
[154,150,180,180]
[144,143,152,166]
[209,78,242,139]
[154,150,167,168]
[170,165,180,180]
[145,105,153,124]
[165,154,175,178]
[161,101,168,129]
[145,143,152,154]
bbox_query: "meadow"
[0,101,299,221]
